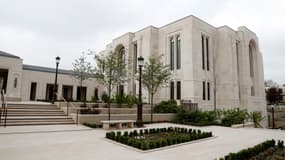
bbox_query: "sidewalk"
[0,123,284,160]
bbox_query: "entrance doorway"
[62,85,73,101]
[30,82,37,100]
[46,84,57,101]
[0,69,8,93]
[76,86,86,101]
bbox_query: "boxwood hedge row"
[106,127,212,150]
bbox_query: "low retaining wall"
[231,122,254,128]
[70,113,175,124]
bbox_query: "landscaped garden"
[220,139,285,160]
[153,100,264,127]
[105,127,213,150]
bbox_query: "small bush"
[221,108,247,126]
[154,100,180,113]
[175,109,216,125]
[101,92,110,103]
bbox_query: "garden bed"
[105,127,213,151]
[221,139,285,160]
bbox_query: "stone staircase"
[1,103,75,126]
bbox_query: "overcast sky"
[0,0,284,84]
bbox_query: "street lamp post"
[137,56,144,127]
[52,56,60,104]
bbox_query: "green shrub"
[101,92,110,103]
[125,95,137,108]
[154,100,180,113]
[278,140,284,148]
[114,94,126,107]
[222,139,276,160]
[221,108,247,126]
[175,109,216,125]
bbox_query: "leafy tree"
[94,51,127,120]
[266,87,283,105]
[72,52,93,105]
[141,55,172,122]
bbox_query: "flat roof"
[0,51,20,59]
[23,64,98,78]
[23,64,74,75]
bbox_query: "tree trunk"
[150,94,153,123]
[108,85,111,121]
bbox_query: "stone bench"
[101,120,135,130]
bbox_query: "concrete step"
[6,119,74,123]
[7,113,66,116]
[5,116,73,119]
[1,103,75,126]
[7,107,59,110]
[3,121,75,126]
[7,108,62,112]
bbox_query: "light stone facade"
[0,52,101,102]
[100,15,266,116]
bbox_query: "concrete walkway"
[0,123,284,160]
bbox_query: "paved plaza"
[0,123,285,160]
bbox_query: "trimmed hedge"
[221,140,277,160]
[106,127,212,150]
[153,100,180,113]
[175,110,216,125]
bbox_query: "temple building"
[100,15,266,116]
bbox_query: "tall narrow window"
[176,81,181,100]
[170,37,174,70]
[201,35,205,70]
[133,43,137,73]
[176,35,181,69]
[249,45,254,77]
[170,81,174,99]
[251,86,255,96]
[118,85,124,96]
[206,37,209,71]
[207,82,210,100]
[202,81,206,100]
[119,47,125,64]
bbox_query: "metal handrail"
[56,95,86,125]
[59,96,70,116]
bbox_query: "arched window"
[249,43,255,78]
[119,47,125,64]
[249,40,257,96]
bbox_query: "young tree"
[141,55,172,122]
[94,51,127,120]
[72,52,93,105]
